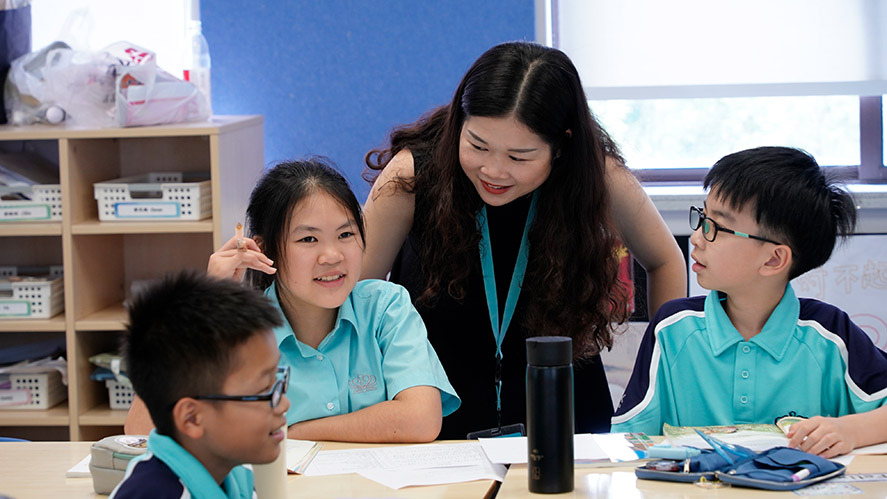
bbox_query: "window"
[31,0,191,79]
[544,0,887,182]
[591,95,859,170]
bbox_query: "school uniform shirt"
[110,430,255,499]
[612,284,887,435]
[267,279,460,426]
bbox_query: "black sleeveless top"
[389,152,614,439]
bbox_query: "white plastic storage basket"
[0,371,67,410]
[0,265,64,319]
[106,380,135,410]
[93,172,211,221]
[0,184,62,222]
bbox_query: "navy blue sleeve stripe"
[799,299,887,398]
[613,297,705,418]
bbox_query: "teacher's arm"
[361,149,417,280]
[605,158,687,317]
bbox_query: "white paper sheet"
[478,434,613,464]
[592,433,641,462]
[302,442,489,476]
[851,442,887,455]
[66,454,91,478]
[477,436,528,464]
[357,462,507,490]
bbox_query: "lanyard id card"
[470,191,537,438]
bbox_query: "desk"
[0,441,498,498]
[498,455,887,498]
[2,441,885,498]
[0,441,97,498]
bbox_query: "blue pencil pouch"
[636,446,845,491]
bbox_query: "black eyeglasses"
[689,206,784,245]
[194,366,289,409]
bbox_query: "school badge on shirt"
[349,374,378,394]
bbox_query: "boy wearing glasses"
[112,272,289,498]
[612,146,887,457]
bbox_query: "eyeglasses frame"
[193,365,290,409]
[689,206,784,246]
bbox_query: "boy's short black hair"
[124,271,283,436]
[704,146,857,280]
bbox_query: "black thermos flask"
[526,336,574,493]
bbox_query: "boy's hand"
[207,235,276,281]
[787,416,855,458]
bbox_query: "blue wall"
[204,1,535,199]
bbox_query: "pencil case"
[89,435,148,494]
[635,466,717,483]
[636,446,844,491]
[716,447,845,491]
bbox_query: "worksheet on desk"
[302,442,491,476]
[357,462,507,490]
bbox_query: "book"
[285,439,322,474]
[662,419,797,452]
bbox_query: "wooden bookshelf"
[0,116,264,440]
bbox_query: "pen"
[791,468,811,482]
[235,222,244,250]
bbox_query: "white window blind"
[553,0,887,99]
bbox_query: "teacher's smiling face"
[459,115,553,207]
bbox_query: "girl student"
[126,158,459,442]
[361,41,687,439]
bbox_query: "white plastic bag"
[43,45,119,127]
[4,41,210,128]
[4,41,76,125]
[105,41,210,127]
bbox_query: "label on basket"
[114,202,180,218]
[0,389,31,407]
[0,300,31,317]
[0,204,51,221]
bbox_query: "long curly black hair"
[365,42,631,357]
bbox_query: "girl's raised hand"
[207,234,276,281]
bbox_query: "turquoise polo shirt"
[267,279,460,426]
[612,284,887,435]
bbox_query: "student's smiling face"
[458,115,553,206]
[277,191,364,313]
[199,330,289,475]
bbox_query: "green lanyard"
[477,191,538,423]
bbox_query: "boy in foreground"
[112,272,289,497]
[612,147,887,457]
